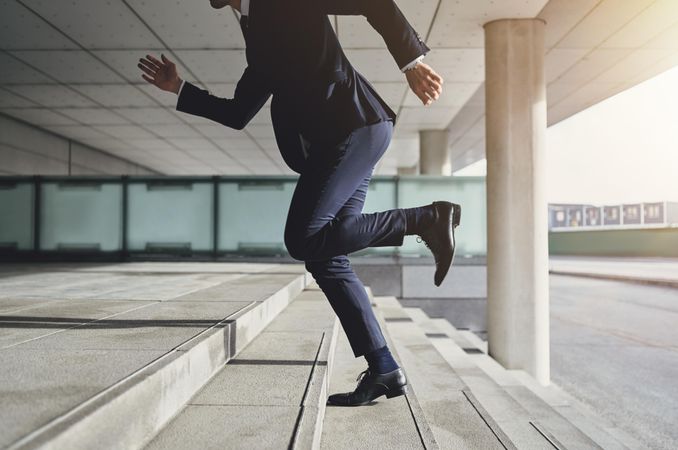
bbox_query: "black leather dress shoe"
[416,201,461,287]
[327,368,408,406]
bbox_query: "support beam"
[484,18,550,385]
[397,164,419,175]
[419,130,451,175]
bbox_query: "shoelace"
[355,369,370,383]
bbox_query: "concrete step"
[429,317,644,450]
[144,287,339,449]
[320,297,434,450]
[3,265,309,450]
[373,296,525,450]
[405,308,604,450]
[420,311,643,450]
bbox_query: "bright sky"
[454,65,678,204]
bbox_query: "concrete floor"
[550,274,678,450]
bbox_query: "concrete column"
[484,19,550,385]
[419,130,451,175]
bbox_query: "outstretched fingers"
[138,59,158,77]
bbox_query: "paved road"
[550,256,678,286]
[550,275,678,450]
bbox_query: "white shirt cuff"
[177,79,186,96]
[400,55,424,72]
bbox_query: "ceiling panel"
[0,0,76,49]
[10,50,123,83]
[254,138,280,152]
[43,125,109,141]
[428,0,548,47]
[5,84,96,108]
[76,138,137,152]
[545,48,589,83]
[0,108,77,126]
[547,82,581,105]
[111,107,180,125]
[644,21,678,49]
[20,0,161,49]
[594,48,673,83]
[212,138,260,150]
[173,50,247,83]
[72,84,160,107]
[0,52,53,84]
[372,82,408,107]
[624,50,678,87]
[170,138,220,152]
[556,0,655,49]
[398,106,460,129]
[120,139,175,151]
[193,123,244,138]
[143,124,202,139]
[343,49,404,82]
[0,89,38,108]
[539,0,602,48]
[336,0,438,48]
[93,124,155,139]
[125,0,244,49]
[602,0,678,49]
[58,108,130,125]
[551,48,628,85]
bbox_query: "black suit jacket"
[176,0,430,173]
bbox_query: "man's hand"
[138,54,183,94]
[405,61,443,106]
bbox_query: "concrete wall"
[351,257,488,337]
[0,114,156,175]
[549,228,678,257]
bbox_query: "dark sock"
[402,204,436,235]
[364,345,399,374]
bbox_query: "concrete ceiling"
[449,0,678,170]
[0,0,677,175]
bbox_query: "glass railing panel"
[354,177,398,256]
[0,181,34,250]
[40,181,122,251]
[218,178,296,254]
[397,176,486,257]
[127,180,213,252]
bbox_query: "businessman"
[138,0,461,406]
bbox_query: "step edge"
[9,274,308,450]
[411,309,634,450]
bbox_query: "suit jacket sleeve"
[319,0,430,70]
[176,66,271,130]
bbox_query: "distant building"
[603,205,621,225]
[549,201,678,230]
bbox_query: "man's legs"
[303,176,386,357]
[284,120,407,262]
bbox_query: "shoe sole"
[327,384,409,407]
[433,202,461,287]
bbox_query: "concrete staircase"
[2,263,640,450]
[2,264,311,450]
